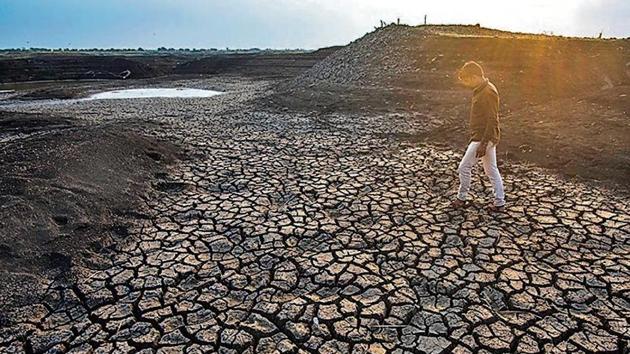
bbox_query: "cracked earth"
[1,77,629,353]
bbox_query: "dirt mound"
[274,25,630,189]
[286,25,415,88]
[0,55,162,82]
[287,25,630,106]
[0,112,178,313]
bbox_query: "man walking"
[452,61,505,212]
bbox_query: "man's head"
[458,61,486,88]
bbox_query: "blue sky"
[1,0,628,49]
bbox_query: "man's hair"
[459,61,485,79]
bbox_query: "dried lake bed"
[0,75,628,353]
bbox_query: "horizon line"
[2,23,628,51]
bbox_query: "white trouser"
[457,141,505,206]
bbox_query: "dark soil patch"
[0,48,340,86]
[0,56,161,83]
[174,47,340,78]
[0,111,179,313]
[153,181,189,193]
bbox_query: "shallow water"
[0,87,223,109]
[85,88,222,100]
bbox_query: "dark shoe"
[486,204,506,213]
[451,198,468,209]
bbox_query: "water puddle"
[0,87,223,109]
[85,88,222,100]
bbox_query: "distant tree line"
[0,47,308,53]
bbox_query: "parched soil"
[0,111,178,316]
[0,75,628,353]
[0,25,628,353]
[272,82,630,190]
[273,25,630,189]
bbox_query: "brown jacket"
[469,78,500,144]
